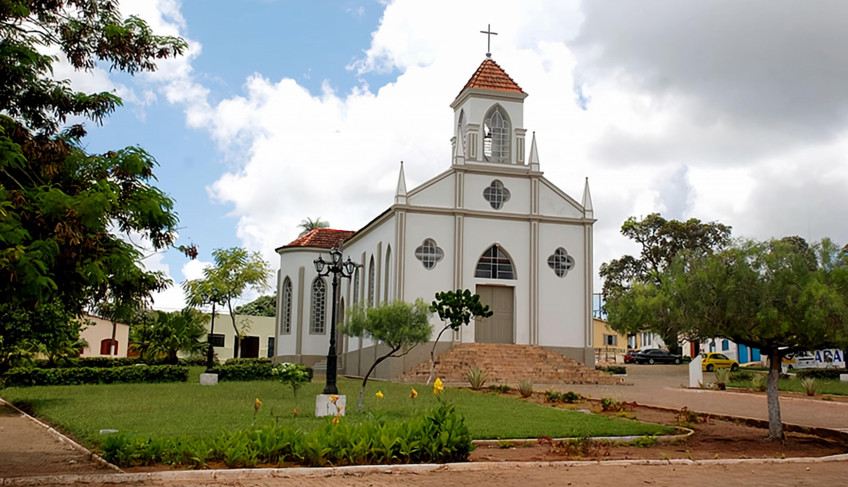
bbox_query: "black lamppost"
[201,289,222,373]
[314,248,356,395]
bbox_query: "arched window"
[458,110,467,152]
[310,277,326,334]
[368,255,375,308]
[483,106,509,163]
[475,244,515,279]
[384,245,392,303]
[353,267,360,304]
[281,277,292,334]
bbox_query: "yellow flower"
[254,398,262,411]
[330,394,339,404]
[292,408,298,417]
[332,416,339,425]
[410,387,418,399]
[434,378,444,395]
[376,390,384,399]
[338,405,345,414]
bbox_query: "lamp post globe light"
[313,248,356,396]
[200,289,222,379]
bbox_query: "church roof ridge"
[456,58,525,99]
[282,228,356,249]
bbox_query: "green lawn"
[728,373,848,396]
[1,368,672,447]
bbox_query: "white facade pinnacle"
[529,131,540,171]
[582,177,594,218]
[453,125,466,166]
[395,161,408,205]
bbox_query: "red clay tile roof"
[457,58,525,98]
[282,228,356,249]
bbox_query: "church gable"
[405,170,456,209]
[538,179,586,219]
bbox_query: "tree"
[0,2,185,365]
[183,248,271,358]
[601,213,731,354]
[234,295,276,317]
[297,217,329,236]
[343,299,432,411]
[428,289,492,384]
[661,237,848,440]
[129,308,207,364]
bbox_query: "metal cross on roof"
[480,24,498,58]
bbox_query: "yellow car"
[701,353,739,372]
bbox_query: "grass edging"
[472,425,694,448]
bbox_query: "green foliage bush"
[3,365,188,386]
[217,361,313,382]
[595,365,627,375]
[28,357,208,369]
[729,370,754,382]
[488,384,511,393]
[517,380,534,398]
[465,366,489,390]
[270,363,311,397]
[544,390,582,404]
[796,368,845,380]
[100,402,473,468]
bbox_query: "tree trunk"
[766,349,784,441]
[426,326,451,385]
[358,346,400,412]
[227,300,239,359]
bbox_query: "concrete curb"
[3,454,848,486]
[0,398,122,475]
[472,425,694,448]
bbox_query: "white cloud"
[136,0,848,291]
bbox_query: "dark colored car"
[631,348,682,365]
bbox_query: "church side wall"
[337,214,398,376]
[406,173,455,209]
[537,222,588,355]
[538,182,585,219]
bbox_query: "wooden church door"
[474,285,514,343]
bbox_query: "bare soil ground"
[468,392,847,463]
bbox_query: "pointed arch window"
[483,106,510,163]
[384,246,392,303]
[458,110,468,152]
[353,267,360,304]
[368,255,375,308]
[310,277,326,334]
[281,277,292,334]
[475,244,515,279]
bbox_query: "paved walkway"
[543,365,848,432]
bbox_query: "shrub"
[217,361,313,382]
[224,358,272,366]
[796,368,844,380]
[800,377,817,396]
[488,384,511,394]
[630,435,657,448]
[545,390,562,403]
[517,380,533,398]
[465,366,489,390]
[600,397,622,412]
[752,374,768,392]
[270,363,311,397]
[562,391,582,403]
[3,365,188,386]
[729,370,754,382]
[99,402,473,468]
[714,368,731,389]
[595,365,626,375]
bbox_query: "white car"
[783,352,816,370]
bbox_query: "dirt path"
[10,458,848,487]
[0,402,114,478]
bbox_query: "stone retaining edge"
[3,454,848,486]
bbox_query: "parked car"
[701,352,739,371]
[631,348,682,365]
[782,352,816,370]
[624,351,636,364]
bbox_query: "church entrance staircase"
[401,343,623,385]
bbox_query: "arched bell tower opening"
[483,105,510,163]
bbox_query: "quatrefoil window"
[548,247,575,278]
[483,180,511,210]
[415,238,444,269]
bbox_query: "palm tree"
[298,217,330,236]
[130,308,207,364]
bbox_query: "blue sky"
[65,0,848,310]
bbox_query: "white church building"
[273,57,596,379]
